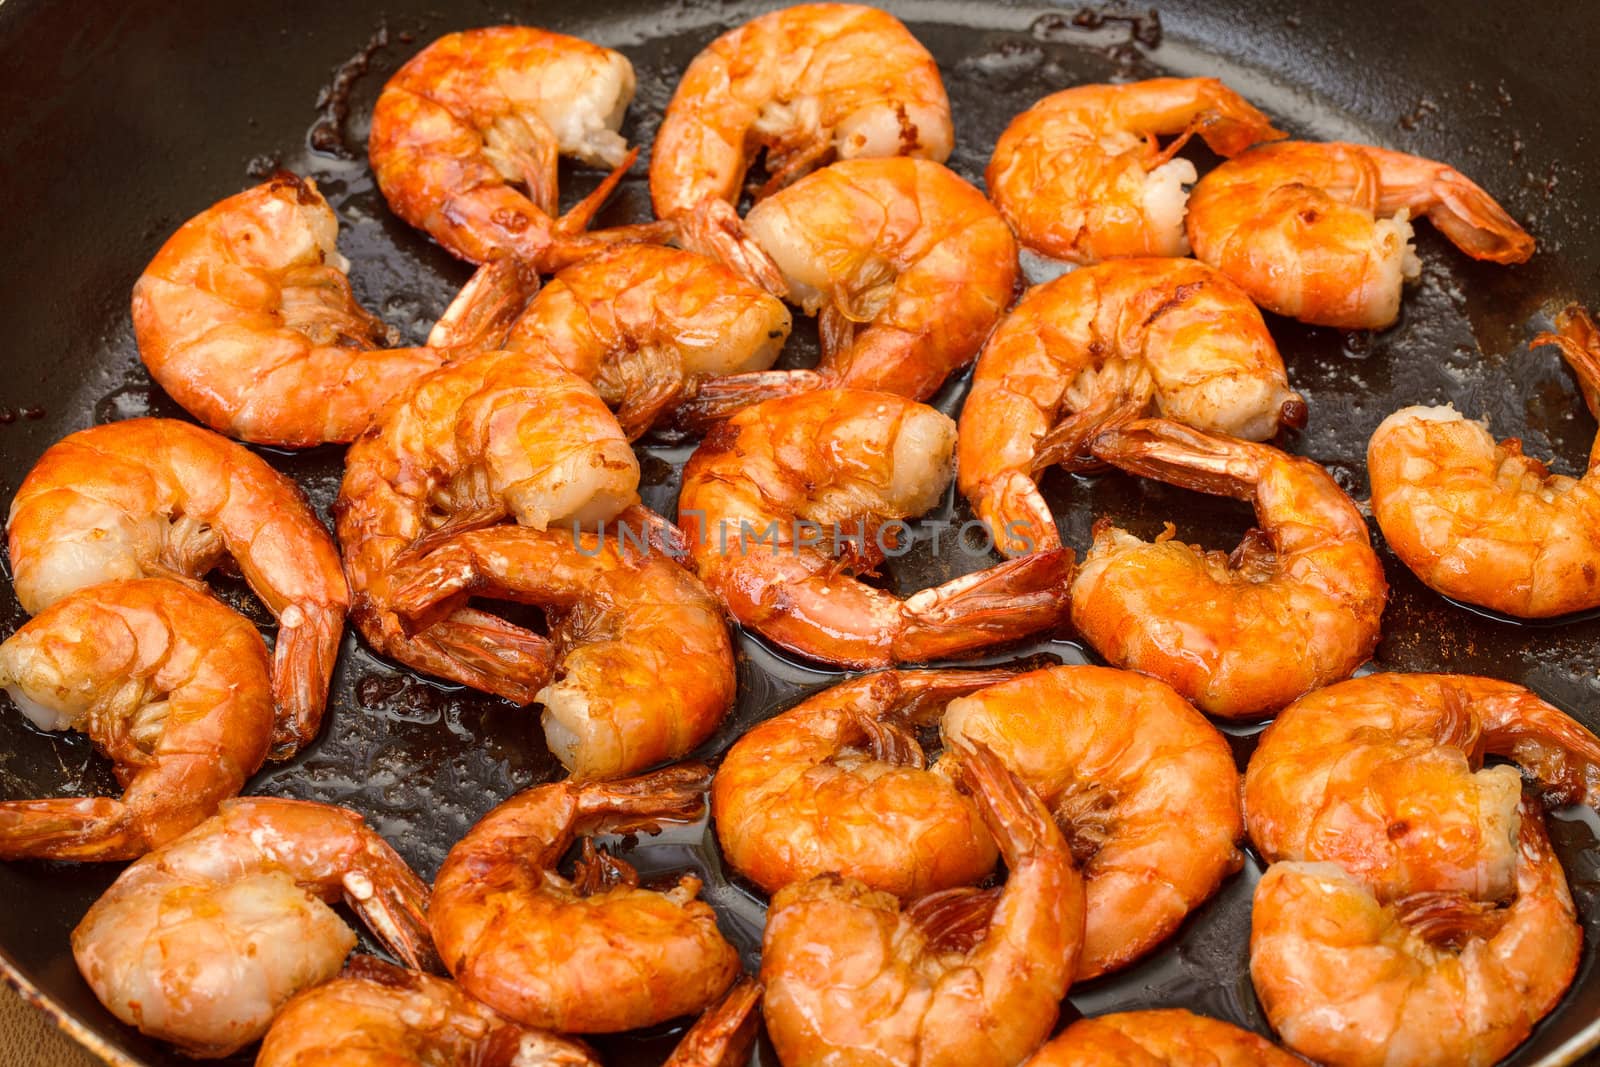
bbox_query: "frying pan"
[1,0,1597,1063]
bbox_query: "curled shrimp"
[429,763,741,1033]
[7,417,348,755]
[712,669,1014,899]
[942,665,1243,978]
[1187,140,1534,329]
[131,172,534,447]
[1243,673,1600,902]
[0,579,271,861]
[71,796,437,1057]
[986,78,1284,265]
[759,743,1082,1067]
[677,388,1075,668]
[957,258,1306,557]
[1252,805,1580,1067]
[1072,419,1386,719]
[1369,304,1600,617]
[369,27,672,270]
[677,158,1018,425]
[377,525,734,780]
[505,244,792,438]
[336,348,642,704]
[1025,1009,1304,1066]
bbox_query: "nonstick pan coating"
[0,1,1597,1063]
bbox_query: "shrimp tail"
[673,369,828,431]
[895,548,1074,662]
[1090,418,1267,500]
[904,886,1003,953]
[949,742,1055,866]
[1478,683,1600,809]
[553,147,642,238]
[1534,304,1600,437]
[1032,394,1148,474]
[573,762,714,835]
[663,975,763,1067]
[541,147,678,273]
[975,470,1063,559]
[426,257,540,351]
[269,602,345,759]
[673,199,790,298]
[344,835,444,975]
[1192,89,1287,157]
[613,503,688,560]
[884,667,1020,721]
[1421,170,1535,265]
[0,798,139,861]
[402,608,558,706]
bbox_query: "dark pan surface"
[1,0,1598,1063]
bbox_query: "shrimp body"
[1072,420,1386,718]
[1187,141,1534,329]
[72,797,437,1057]
[429,764,740,1033]
[0,579,272,861]
[336,348,640,704]
[942,665,1242,977]
[682,158,1018,422]
[1025,1010,1304,1066]
[957,259,1305,556]
[678,389,1075,668]
[7,418,348,755]
[986,78,1284,265]
[506,244,791,438]
[131,174,531,447]
[649,4,952,220]
[378,525,735,780]
[369,27,670,269]
[1251,810,1580,1067]
[712,669,1012,898]
[759,744,1082,1067]
[1368,305,1600,617]
[1243,673,1600,902]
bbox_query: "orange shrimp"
[0,579,272,861]
[7,418,348,755]
[677,389,1075,668]
[1187,140,1534,329]
[368,27,672,270]
[1025,1010,1304,1066]
[986,78,1284,265]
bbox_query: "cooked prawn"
[72,796,437,1057]
[677,158,1018,425]
[131,172,535,447]
[429,763,740,1033]
[504,244,791,438]
[677,388,1075,668]
[1072,419,1386,719]
[7,417,348,756]
[336,348,641,705]
[369,27,672,270]
[957,258,1306,556]
[1251,805,1580,1067]
[1243,672,1600,902]
[0,579,271,861]
[759,743,1082,1067]
[377,525,734,780]
[942,665,1242,978]
[712,669,1014,899]
[1368,304,1600,617]
[1187,140,1534,329]
[1025,1009,1304,1066]
[986,77,1284,265]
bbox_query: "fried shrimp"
[369,27,673,270]
[1252,806,1580,1067]
[1369,304,1600,617]
[505,244,791,438]
[1243,673,1600,901]
[677,389,1075,668]
[7,418,348,755]
[378,525,734,780]
[1025,1009,1304,1066]
[942,665,1243,977]
[0,579,272,861]
[678,158,1018,425]
[131,173,534,447]
[336,347,641,704]
[1187,140,1534,329]
[759,744,1082,1067]
[712,669,1014,898]
[957,258,1306,556]
[1072,419,1386,719]
[986,78,1284,265]
[72,797,437,1057]
[429,764,741,1034]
